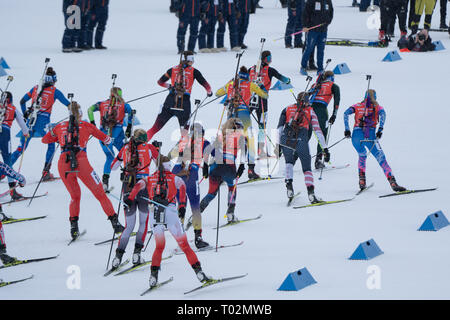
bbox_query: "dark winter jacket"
[302,0,333,32]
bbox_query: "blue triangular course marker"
[0,66,7,77]
[382,50,401,62]
[333,63,351,75]
[0,57,10,69]
[270,80,293,91]
[418,210,449,231]
[349,238,384,260]
[277,267,317,291]
[433,41,445,51]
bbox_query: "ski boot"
[231,46,241,52]
[192,261,210,283]
[0,245,16,265]
[69,216,79,240]
[108,213,125,234]
[112,248,125,269]
[194,229,210,249]
[307,185,322,204]
[226,204,239,223]
[315,154,325,170]
[285,179,294,199]
[132,243,145,265]
[440,21,449,29]
[359,171,366,191]
[9,183,24,201]
[388,175,406,192]
[149,266,159,287]
[247,164,260,180]
[42,164,56,182]
[102,174,110,193]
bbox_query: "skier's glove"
[125,123,132,138]
[323,148,330,163]
[202,163,209,179]
[90,120,96,126]
[236,163,245,178]
[123,196,133,208]
[328,114,336,125]
[178,207,186,220]
[376,128,383,139]
[207,90,213,97]
[344,130,351,138]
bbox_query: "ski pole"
[318,123,332,180]
[106,182,124,270]
[215,185,220,252]
[125,88,169,104]
[142,230,154,252]
[27,144,60,207]
[311,136,346,159]
[273,23,324,41]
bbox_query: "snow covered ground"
[0,0,449,300]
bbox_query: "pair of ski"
[104,254,174,277]
[293,185,438,209]
[326,39,388,48]
[172,241,244,255]
[213,214,263,229]
[140,273,248,296]
[0,192,48,205]
[0,255,58,270]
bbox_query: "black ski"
[29,177,61,184]
[326,39,388,48]
[68,229,87,246]
[0,255,59,270]
[429,28,448,32]
[293,198,354,209]
[379,188,437,198]
[213,214,263,229]
[237,176,284,186]
[287,192,302,207]
[103,259,130,277]
[114,254,174,276]
[355,182,375,196]
[313,164,350,173]
[184,274,248,295]
[94,230,152,246]
[140,277,174,296]
[2,215,47,225]
[0,192,48,205]
[173,241,244,255]
[0,275,34,288]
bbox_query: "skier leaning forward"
[199,118,248,223]
[343,89,406,192]
[277,92,330,203]
[42,102,125,239]
[110,129,159,268]
[126,155,210,287]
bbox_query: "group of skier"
[0,47,408,290]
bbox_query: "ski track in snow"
[0,0,449,299]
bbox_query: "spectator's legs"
[187,17,200,51]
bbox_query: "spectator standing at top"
[87,0,109,49]
[285,0,305,49]
[300,0,333,76]
[62,0,83,53]
[410,0,437,34]
[176,0,201,54]
[439,0,448,29]
[236,0,252,49]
